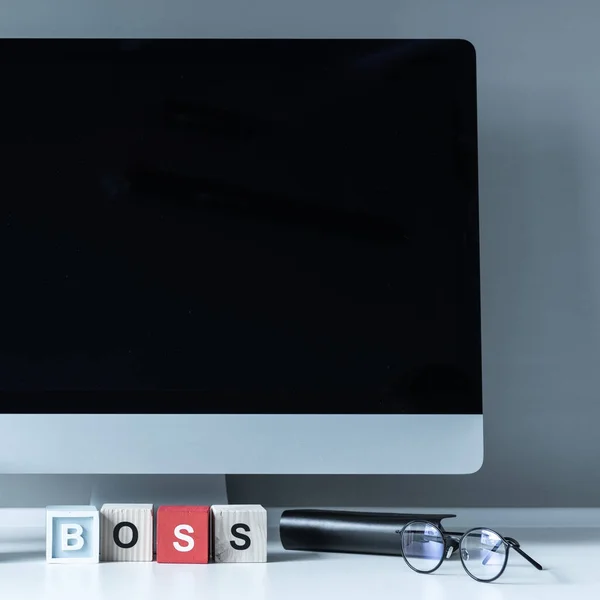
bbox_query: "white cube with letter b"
[46,505,100,563]
[211,504,267,563]
[100,503,154,562]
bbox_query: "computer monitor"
[0,38,482,475]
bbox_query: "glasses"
[398,520,543,583]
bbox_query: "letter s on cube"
[211,504,267,563]
[46,505,100,563]
[156,505,209,563]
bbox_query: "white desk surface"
[1,507,599,599]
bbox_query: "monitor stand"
[89,474,228,509]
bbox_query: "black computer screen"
[0,39,481,414]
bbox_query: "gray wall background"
[1,0,599,508]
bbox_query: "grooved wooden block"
[156,505,209,564]
[211,504,267,563]
[100,503,153,562]
[46,505,100,563]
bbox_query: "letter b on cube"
[46,506,100,563]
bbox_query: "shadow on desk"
[268,550,322,563]
[0,550,45,563]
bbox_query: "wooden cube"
[46,505,100,563]
[156,505,209,564]
[211,504,267,563]
[100,503,153,562]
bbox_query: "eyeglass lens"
[460,528,508,581]
[401,522,445,573]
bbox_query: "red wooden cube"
[156,505,210,564]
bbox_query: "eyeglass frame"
[396,519,543,583]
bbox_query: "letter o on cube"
[100,503,153,562]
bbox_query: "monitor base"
[88,474,228,509]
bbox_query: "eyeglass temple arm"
[482,538,543,570]
[480,538,543,571]
[505,537,543,571]
[481,539,502,566]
